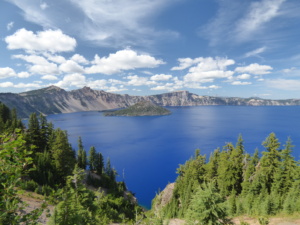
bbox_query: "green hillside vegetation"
[104,100,171,116]
[2,100,300,224]
[152,134,300,224]
[0,102,142,224]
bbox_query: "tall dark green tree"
[51,128,76,184]
[77,136,87,169]
[88,146,97,171]
[259,133,281,193]
[95,152,104,176]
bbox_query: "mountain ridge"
[1,86,300,118]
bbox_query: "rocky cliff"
[0,86,300,118]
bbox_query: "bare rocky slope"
[1,85,300,118]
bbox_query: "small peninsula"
[104,100,171,116]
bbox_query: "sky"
[1,0,300,99]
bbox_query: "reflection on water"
[46,106,300,208]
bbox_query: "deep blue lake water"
[46,106,300,208]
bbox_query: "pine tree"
[95,152,104,176]
[242,149,259,195]
[260,133,281,193]
[26,112,43,152]
[272,137,297,195]
[51,128,76,183]
[186,183,231,225]
[88,146,97,171]
[77,136,87,169]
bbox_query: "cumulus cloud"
[86,49,165,75]
[0,82,14,88]
[17,72,31,78]
[0,67,17,79]
[71,54,89,65]
[236,74,251,79]
[5,29,76,53]
[55,73,86,88]
[180,57,235,83]
[13,54,59,75]
[235,63,272,75]
[150,74,172,81]
[59,60,85,74]
[41,75,58,80]
[46,55,66,64]
[231,81,252,85]
[125,75,156,86]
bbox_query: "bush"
[21,180,39,191]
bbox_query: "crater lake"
[46,106,300,208]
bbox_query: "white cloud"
[171,58,203,71]
[244,47,266,58]
[7,21,14,31]
[126,75,156,86]
[86,49,165,75]
[17,72,31,78]
[40,2,48,10]
[231,81,252,85]
[13,54,59,75]
[71,54,89,65]
[0,82,14,87]
[59,60,85,74]
[235,0,286,41]
[55,73,86,88]
[0,67,16,79]
[150,74,172,81]
[236,74,251,80]
[5,28,77,53]
[266,79,300,91]
[41,75,58,80]
[14,82,43,88]
[46,55,66,64]
[8,0,179,49]
[182,57,235,83]
[235,63,273,75]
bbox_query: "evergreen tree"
[88,146,97,171]
[186,183,231,225]
[242,149,259,195]
[259,133,281,193]
[95,152,104,176]
[272,137,297,195]
[77,136,87,169]
[51,128,76,184]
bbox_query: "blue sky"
[1,0,300,99]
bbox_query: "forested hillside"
[2,101,300,224]
[0,102,142,224]
[153,134,300,224]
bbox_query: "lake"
[47,106,300,208]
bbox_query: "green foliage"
[185,183,232,225]
[0,130,45,224]
[104,100,171,116]
[258,217,269,225]
[160,134,300,222]
[77,136,87,169]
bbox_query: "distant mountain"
[0,85,300,118]
[104,100,171,116]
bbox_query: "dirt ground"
[20,192,54,224]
